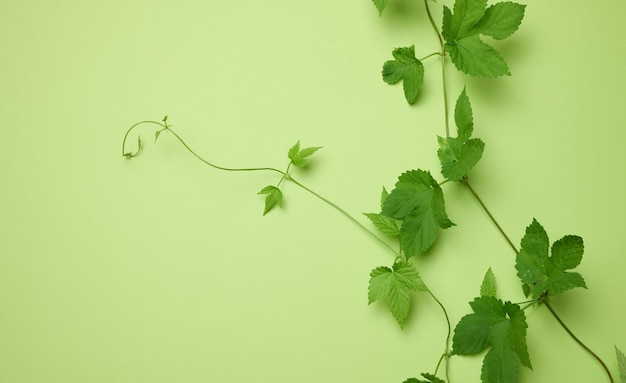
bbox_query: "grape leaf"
[616,346,626,383]
[442,0,525,77]
[403,373,445,383]
[452,296,532,383]
[480,267,497,297]
[287,141,322,167]
[382,45,425,104]
[258,185,283,215]
[437,88,485,181]
[381,170,454,257]
[515,218,587,300]
[368,259,429,329]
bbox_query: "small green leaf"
[382,170,454,257]
[455,87,474,141]
[452,296,532,383]
[380,186,390,210]
[616,346,626,383]
[475,2,526,40]
[515,219,587,300]
[364,213,401,236]
[258,185,283,215]
[382,45,425,104]
[368,259,429,329]
[480,267,497,297]
[287,140,322,167]
[438,88,485,181]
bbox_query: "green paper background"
[1,0,625,382]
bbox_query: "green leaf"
[480,267,497,297]
[287,140,322,167]
[442,0,525,77]
[372,0,389,15]
[475,2,526,40]
[445,36,510,77]
[616,346,626,383]
[437,88,485,181]
[381,170,454,257]
[258,185,283,215]
[403,373,445,383]
[368,259,429,329]
[515,219,587,300]
[363,213,401,236]
[382,45,425,104]
[452,296,532,383]
[455,87,474,141]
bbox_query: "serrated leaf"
[515,219,588,300]
[287,140,322,167]
[438,136,485,181]
[480,268,497,297]
[455,87,474,141]
[380,186,390,210]
[452,296,532,383]
[444,0,487,41]
[381,170,454,257]
[616,346,626,383]
[475,2,526,40]
[442,0,524,78]
[445,36,510,77]
[258,185,283,215]
[368,259,429,329]
[372,0,389,15]
[364,213,401,236]
[437,88,484,181]
[382,45,425,104]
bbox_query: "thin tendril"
[429,289,452,382]
[122,118,399,258]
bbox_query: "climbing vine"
[121,0,625,382]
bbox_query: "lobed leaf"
[438,88,485,181]
[258,185,283,215]
[287,140,322,167]
[382,170,454,257]
[452,296,532,383]
[515,219,587,300]
[442,0,525,77]
[368,260,429,328]
[382,45,425,104]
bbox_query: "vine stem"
[462,179,519,254]
[544,301,614,383]
[461,177,614,382]
[122,119,400,257]
[429,290,451,382]
[424,0,450,138]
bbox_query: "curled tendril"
[121,116,169,159]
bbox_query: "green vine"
[121,0,625,382]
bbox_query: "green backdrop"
[1,0,625,382]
